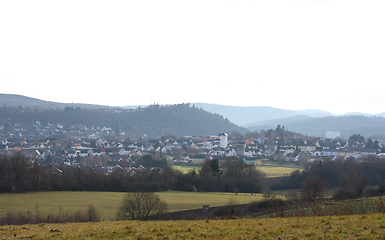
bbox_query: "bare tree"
[263,191,276,201]
[85,205,100,222]
[301,175,326,203]
[285,191,299,203]
[333,168,366,200]
[297,152,309,166]
[116,192,168,221]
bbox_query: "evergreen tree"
[373,140,380,151]
[366,137,373,149]
[211,158,221,177]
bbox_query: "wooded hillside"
[0,103,247,138]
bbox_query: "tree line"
[175,157,265,193]
[272,155,385,200]
[0,154,264,194]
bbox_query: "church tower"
[219,132,228,148]
[66,120,72,148]
[114,121,121,142]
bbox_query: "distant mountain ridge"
[0,94,112,109]
[248,115,385,138]
[193,103,333,126]
[193,103,385,138]
[2,94,385,138]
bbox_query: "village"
[1,118,383,176]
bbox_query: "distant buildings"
[0,118,384,173]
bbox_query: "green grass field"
[173,165,198,174]
[0,191,263,221]
[257,165,301,177]
[173,164,302,177]
[1,213,384,239]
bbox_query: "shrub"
[0,205,100,226]
[85,205,100,222]
[285,191,299,203]
[263,191,276,201]
[116,192,168,221]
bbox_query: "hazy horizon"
[3,93,385,117]
[1,0,384,115]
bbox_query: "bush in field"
[116,192,168,221]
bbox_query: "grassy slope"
[0,191,263,221]
[1,213,384,239]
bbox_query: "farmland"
[1,213,385,239]
[173,162,302,177]
[0,165,300,222]
[257,165,300,177]
[0,191,264,221]
[172,165,198,174]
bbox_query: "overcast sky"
[1,0,384,114]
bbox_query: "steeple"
[114,121,120,142]
[66,120,72,148]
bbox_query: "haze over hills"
[193,103,333,126]
[193,103,385,138]
[0,94,112,109]
[2,94,385,138]
[248,115,385,138]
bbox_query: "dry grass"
[1,213,385,239]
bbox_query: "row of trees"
[0,154,45,192]
[176,157,265,193]
[299,168,367,203]
[272,156,385,201]
[0,154,264,194]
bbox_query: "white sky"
[1,0,384,115]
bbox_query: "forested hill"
[0,94,111,109]
[0,103,247,138]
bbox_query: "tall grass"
[0,205,100,226]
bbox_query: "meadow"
[0,164,301,222]
[1,213,384,239]
[172,165,198,174]
[257,165,300,177]
[0,191,263,221]
[173,162,302,177]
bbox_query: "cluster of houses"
[1,121,384,174]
